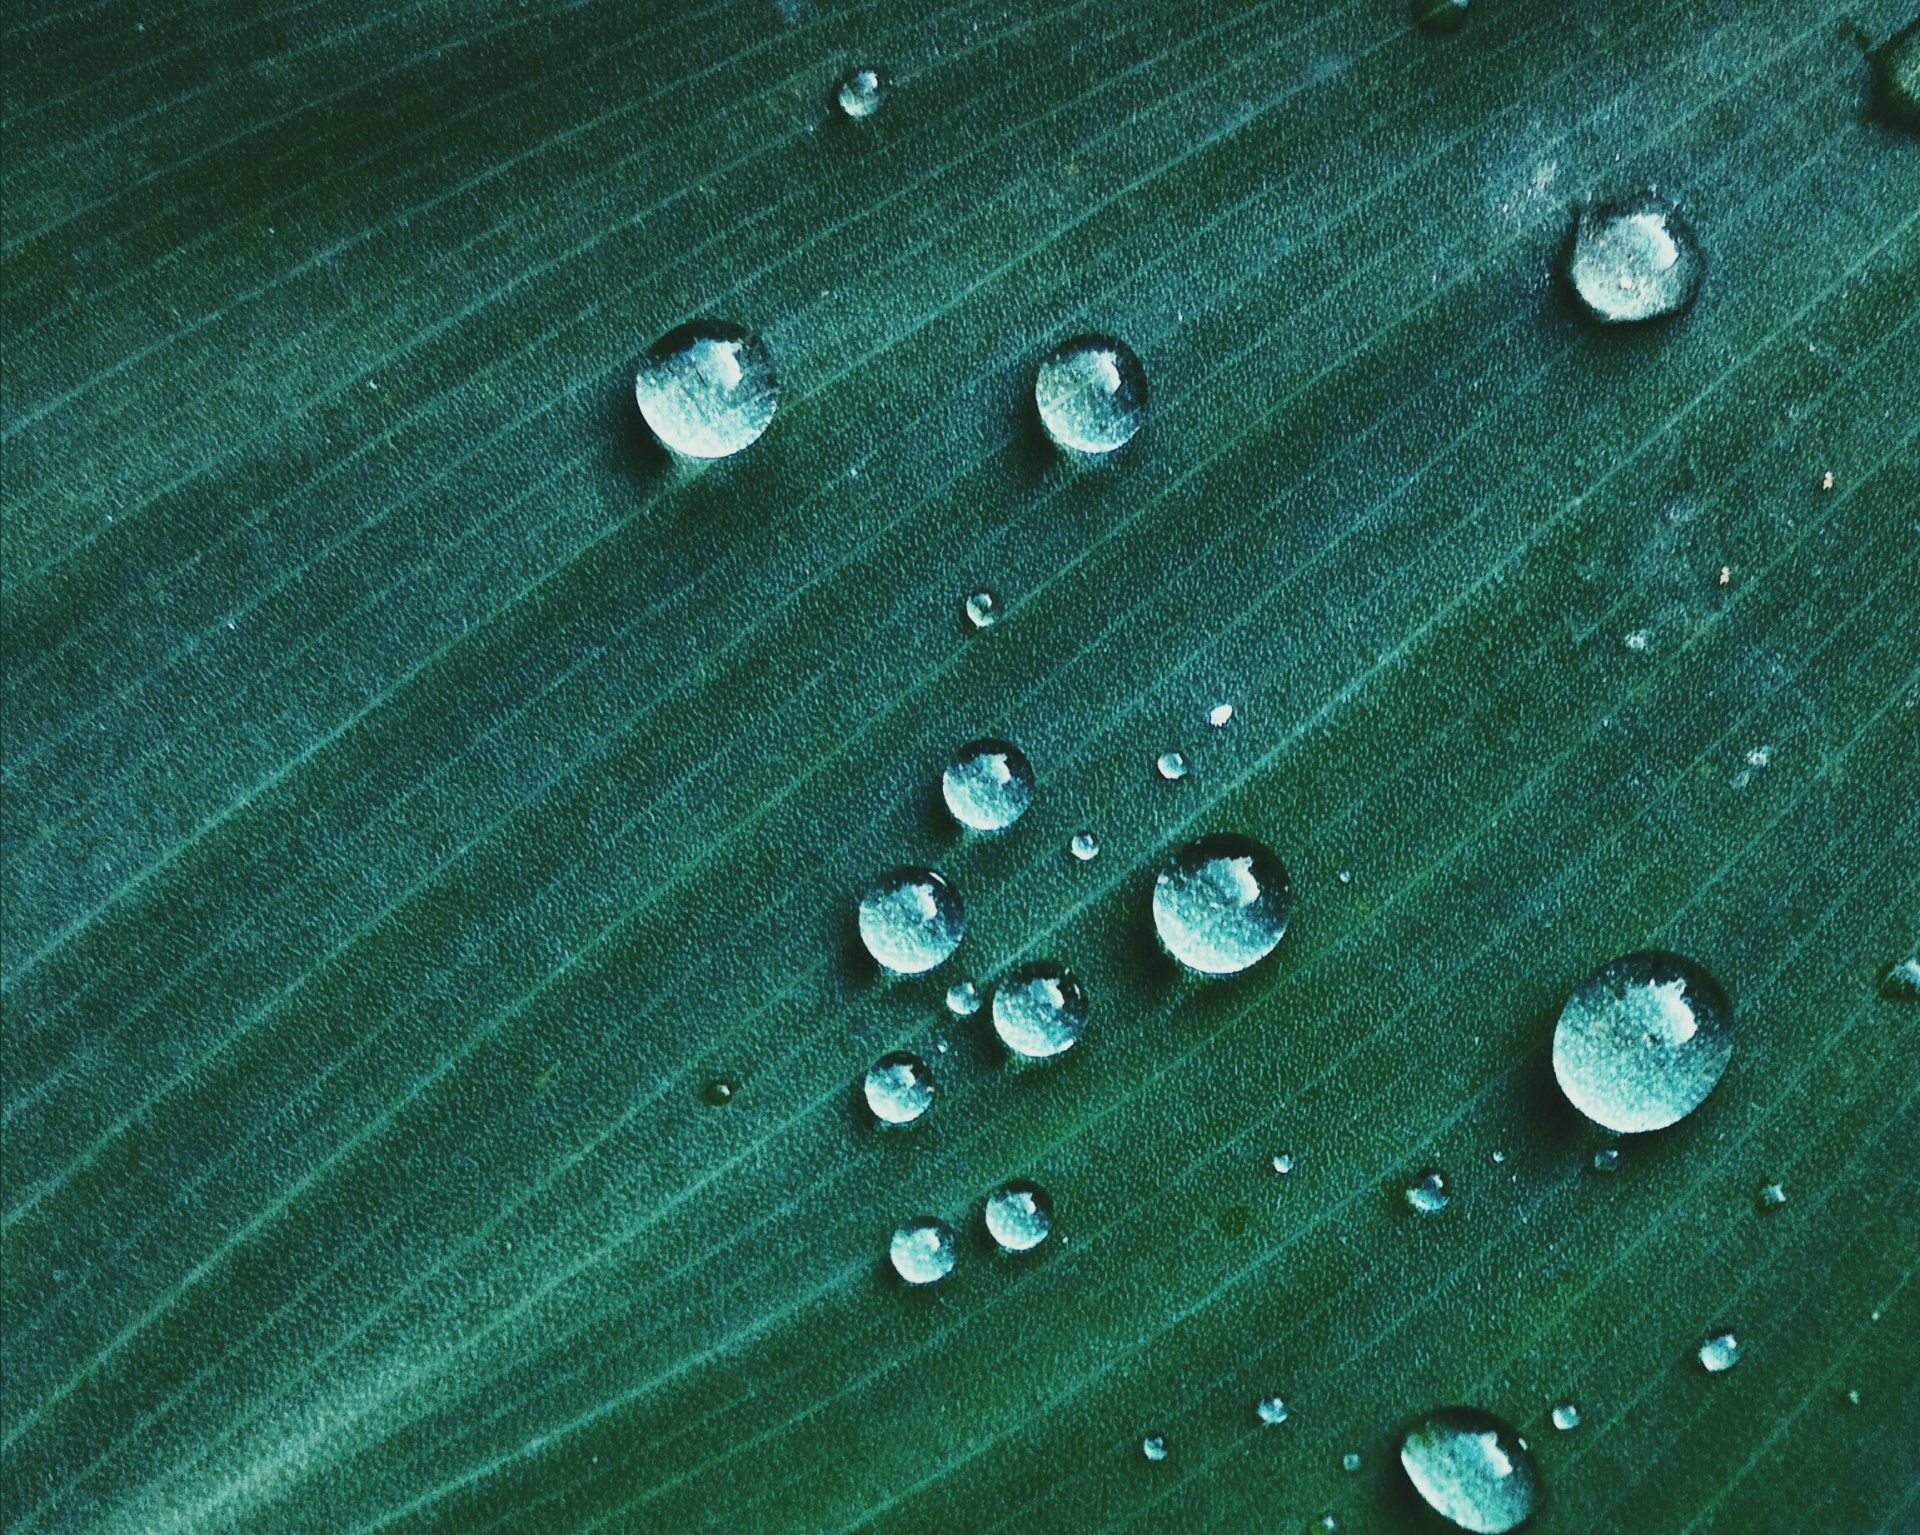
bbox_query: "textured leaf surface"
[4,2,1918,1532]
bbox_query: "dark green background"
[4,1,1917,1531]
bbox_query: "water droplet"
[1550,1402,1581,1432]
[1034,333,1147,454]
[984,1180,1053,1251]
[1155,749,1189,781]
[1552,951,1733,1132]
[1844,1387,1861,1407]
[964,590,999,629]
[1141,1433,1169,1462]
[1337,868,1353,886]
[864,1051,934,1125]
[1151,833,1293,976]
[1209,702,1235,727]
[1592,1145,1622,1174]
[1405,1169,1451,1214]
[1624,628,1651,652]
[1490,1149,1507,1164]
[1069,830,1101,862]
[1271,1152,1295,1176]
[1342,1451,1362,1473]
[1698,1331,1741,1373]
[1399,1407,1542,1535]
[1563,195,1704,324]
[1756,1181,1787,1212]
[701,1077,737,1106]
[1410,0,1469,36]
[946,979,983,1016]
[1870,19,1920,133]
[1878,955,1920,1001]
[1256,1395,1291,1426]
[942,738,1035,832]
[858,867,966,975]
[634,321,778,458]
[889,1217,956,1285]
[991,962,1088,1059]
[835,66,886,120]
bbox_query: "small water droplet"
[1155,749,1189,781]
[701,1077,737,1106]
[889,1217,956,1285]
[1151,833,1293,976]
[1697,1331,1741,1373]
[1342,1451,1362,1473]
[1405,1169,1451,1214]
[992,963,1088,1059]
[835,66,886,120]
[942,738,1035,832]
[1564,194,1704,324]
[1399,1407,1542,1534]
[1550,1402,1581,1432]
[634,321,778,458]
[1592,1146,1622,1174]
[1869,19,1920,133]
[1035,334,1147,454]
[864,1051,934,1125]
[1256,1395,1291,1426]
[1490,1149,1507,1164]
[964,590,999,629]
[1756,1181,1787,1212]
[1209,702,1235,727]
[1337,868,1353,886]
[1878,955,1920,1001]
[1410,0,1469,36]
[1271,1152,1295,1176]
[1624,629,1651,652]
[858,867,966,975]
[1844,1387,1862,1407]
[984,1179,1053,1251]
[946,979,983,1016]
[1069,829,1101,862]
[1141,1433,1169,1462]
[1552,951,1732,1132]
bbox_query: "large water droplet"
[1563,195,1704,324]
[1257,1395,1291,1426]
[864,1051,934,1125]
[1151,833,1293,976]
[1698,1331,1741,1373]
[1551,951,1732,1132]
[1870,20,1920,133]
[634,320,778,457]
[942,738,1035,832]
[1410,0,1469,35]
[992,963,1088,1059]
[858,867,965,975]
[1405,1168,1451,1214]
[1034,333,1147,454]
[1399,1407,1542,1534]
[984,1180,1053,1251]
[946,979,983,1016]
[835,66,886,120]
[889,1217,956,1284]
[1878,955,1920,1000]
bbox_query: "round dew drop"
[1141,1434,1169,1462]
[835,66,886,120]
[889,1217,956,1285]
[946,979,983,1017]
[1399,1407,1542,1534]
[1152,833,1292,976]
[864,1052,934,1125]
[942,738,1035,832]
[1563,195,1704,324]
[634,320,778,458]
[1698,1332,1741,1373]
[992,963,1088,1059]
[984,1180,1053,1252]
[1034,334,1148,454]
[1155,750,1189,781]
[963,590,999,629]
[858,867,965,975]
[1550,1402,1581,1432]
[1405,1169,1451,1215]
[1551,950,1732,1133]
[1069,830,1101,862]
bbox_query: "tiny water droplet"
[941,738,1035,832]
[858,867,966,975]
[964,590,999,629]
[1490,1149,1507,1164]
[1399,1407,1542,1534]
[1564,194,1704,324]
[1155,750,1189,782]
[1141,1433,1169,1462]
[1271,1152,1295,1176]
[1552,951,1732,1133]
[1209,702,1235,727]
[1405,1169,1451,1214]
[1698,1331,1741,1373]
[864,1051,934,1125]
[1844,1387,1861,1407]
[1069,830,1101,862]
[1592,1146,1622,1174]
[1342,1451,1362,1473]
[1410,0,1469,36]
[1869,19,1920,133]
[1035,334,1147,455]
[1624,629,1651,652]
[992,963,1088,1059]
[1257,1395,1291,1426]
[701,1077,737,1106]
[634,320,778,458]
[946,979,983,1016]
[835,66,886,119]
[1151,833,1293,976]
[1337,868,1353,886]
[1756,1181,1787,1212]
[984,1179,1053,1251]
[1550,1402,1581,1431]
[889,1217,956,1285]
[1878,955,1920,1000]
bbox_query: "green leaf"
[4,2,1917,1532]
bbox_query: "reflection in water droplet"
[1035,334,1147,454]
[1141,1433,1169,1462]
[1564,195,1704,323]
[942,738,1035,832]
[1879,955,1920,1000]
[1410,0,1469,35]
[889,1217,956,1285]
[1155,750,1189,781]
[1257,1395,1291,1426]
[964,590,999,629]
[1592,1146,1622,1174]
[1756,1181,1787,1212]
[1870,20,1920,133]
[1552,951,1732,1132]
[1698,1332,1741,1373]
[985,1180,1053,1251]
[1209,702,1235,727]
[864,1051,934,1125]
[1550,1402,1581,1432]
[858,867,965,975]
[1152,833,1292,975]
[1070,830,1101,862]
[1405,1169,1451,1214]
[946,979,983,1017]
[634,321,778,457]
[1399,1407,1542,1534]
[992,963,1088,1059]
[835,66,886,120]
